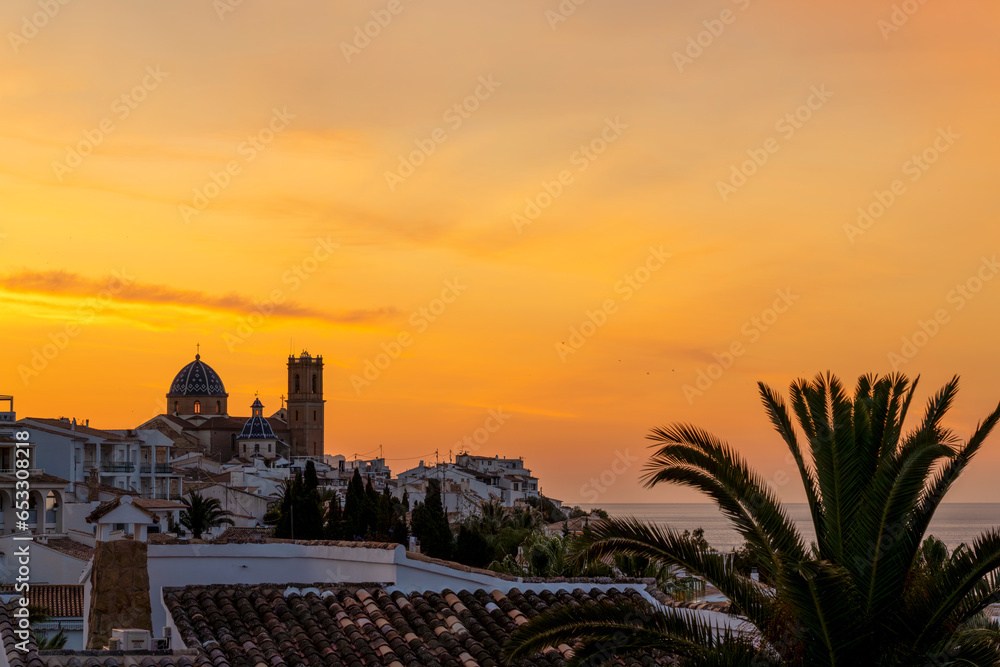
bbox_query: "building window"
[254,443,260,453]
[294,374,300,392]
[194,401,201,414]
[313,410,317,421]
[231,434,237,452]
[216,401,222,414]
[267,443,271,452]
[295,410,299,421]
[312,374,317,393]
[173,401,179,413]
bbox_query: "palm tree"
[179,490,235,539]
[27,605,68,650]
[506,373,1000,666]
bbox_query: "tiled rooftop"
[0,472,69,486]
[87,498,158,524]
[164,583,670,667]
[132,499,185,511]
[38,538,95,562]
[215,527,273,543]
[1,600,212,667]
[25,420,129,441]
[0,585,83,618]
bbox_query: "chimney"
[86,541,152,649]
[86,419,90,427]
[88,469,99,502]
[72,417,77,430]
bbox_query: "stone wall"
[86,541,152,649]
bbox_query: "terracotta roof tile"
[0,472,69,486]
[132,499,185,510]
[86,497,158,524]
[0,585,83,618]
[164,584,670,666]
[215,528,273,543]
[39,538,95,562]
[25,420,129,441]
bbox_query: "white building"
[20,418,183,500]
[187,482,270,531]
[0,398,70,534]
[395,455,540,514]
[454,453,540,503]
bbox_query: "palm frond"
[504,599,755,666]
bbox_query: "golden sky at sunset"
[2,0,999,503]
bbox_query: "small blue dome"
[168,355,227,397]
[237,398,277,441]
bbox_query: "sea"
[575,503,1000,553]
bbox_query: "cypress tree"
[344,468,366,539]
[391,511,408,548]
[410,479,453,559]
[376,486,393,541]
[325,495,346,540]
[363,476,378,538]
[304,460,319,492]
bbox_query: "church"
[138,350,326,463]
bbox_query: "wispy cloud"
[0,270,395,323]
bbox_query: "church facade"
[139,351,326,462]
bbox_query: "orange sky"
[2,0,999,504]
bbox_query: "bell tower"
[287,351,325,458]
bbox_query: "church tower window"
[194,401,201,414]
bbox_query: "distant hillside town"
[0,351,667,660]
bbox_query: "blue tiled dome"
[168,354,227,397]
[237,398,277,441]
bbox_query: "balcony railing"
[140,463,174,473]
[100,463,134,473]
